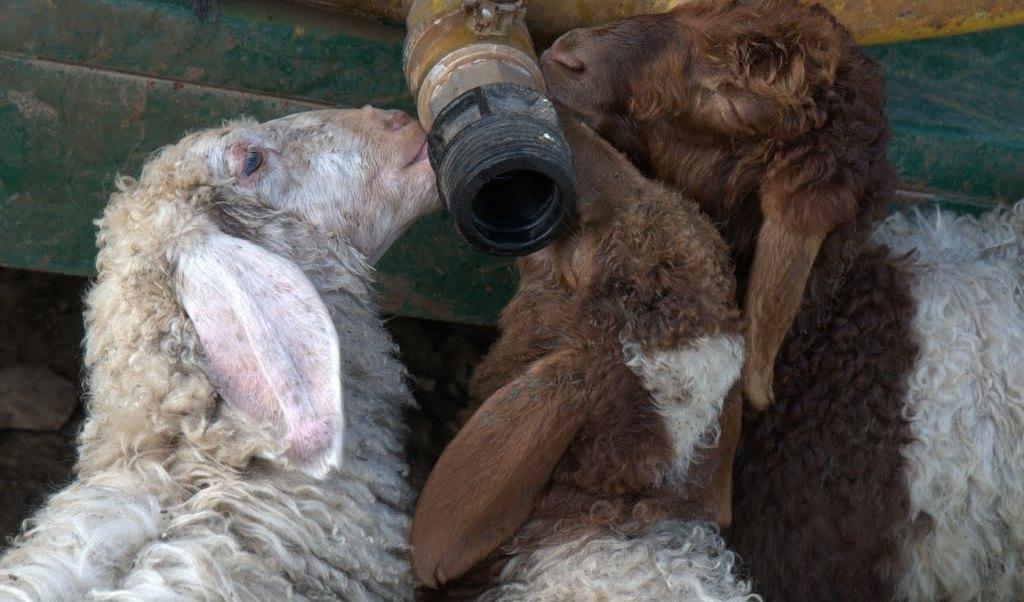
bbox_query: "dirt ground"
[0,265,494,545]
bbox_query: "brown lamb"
[541,0,920,599]
[410,116,749,599]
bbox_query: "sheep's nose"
[384,111,412,132]
[541,43,585,72]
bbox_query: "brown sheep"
[542,0,895,412]
[410,116,756,600]
[541,1,1024,600]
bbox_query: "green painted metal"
[0,55,316,274]
[867,27,1024,201]
[0,0,1021,323]
[0,0,411,108]
[0,0,515,324]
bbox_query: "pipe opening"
[471,170,559,239]
[428,83,575,256]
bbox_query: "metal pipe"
[403,0,542,129]
[289,0,1024,45]
[402,0,575,257]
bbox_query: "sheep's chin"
[402,161,441,214]
[547,91,602,132]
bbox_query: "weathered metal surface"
[288,0,406,23]
[0,0,515,324]
[867,26,1024,201]
[292,0,406,23]
[0,0,411,108]
[287,0,1024,44]
[828,0,1024,45]
[0,53,321,275]
[403,0,543,128]
[0,0,1022,324]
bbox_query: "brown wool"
[411,118,744,598]
[540,0,919,598]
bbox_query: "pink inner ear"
[176,232,343,478]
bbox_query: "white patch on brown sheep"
[622,335,744,481]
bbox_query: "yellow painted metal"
[818,0,1024,45]
[289,0,1024,44]
[293,0,406,23]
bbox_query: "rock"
[0,364,78,431]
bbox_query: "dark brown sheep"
[542,0,898,411]
[540,1,1024,600]
[541,1,913,598]
[410,117,755,600]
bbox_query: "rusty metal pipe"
[403,0,575,256]
[403,0,542,129]
[292,0,1024,45]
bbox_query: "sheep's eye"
[241,149,264,176]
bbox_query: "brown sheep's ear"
[410,350,586,589]
[743,149,859,409]
[707,392,742,527]
[742,219,824,410]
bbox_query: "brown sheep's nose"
[541,43,585,72]
[384,110,412,132]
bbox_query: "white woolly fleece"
[872,199,1024,601]
[0,123,419,601]
[0,262,417,602]
[482,521,759,602]
[0,475,163,602]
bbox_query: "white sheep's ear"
[176,231,343,478]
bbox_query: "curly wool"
[872,199,1024,601]
[0,127,416,600]
[481,521,758,602]
[623,335,745,482]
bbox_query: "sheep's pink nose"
[384,111,412,131]
[541,44,585,72]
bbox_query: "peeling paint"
[6,91,57,120]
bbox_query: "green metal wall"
[1,0,1022,323]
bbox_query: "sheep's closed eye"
[242,149,264,177]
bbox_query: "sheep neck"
[305,243,415,503]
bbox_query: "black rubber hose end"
[428,83,576,257]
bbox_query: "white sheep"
[0,107,437,601]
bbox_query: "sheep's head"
[542,0,893,409]
[541,0,849,148]
[85,108,435,478]
[170,107,436,263]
